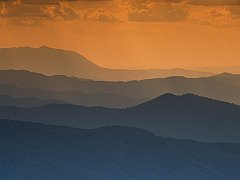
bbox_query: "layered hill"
[0,84,146,108]
[0,95,66,108]
[0,46,212,81]
[195,65,240,74]
[1,94,240,143]
[0,119,240,180]
[211,72,240,88]
[0,70,240,106]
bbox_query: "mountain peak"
[38,46,71,53]
[39,45,49,49]
[147,93,198,102]
[0,46,213,81]
[213,72,239,78]
[132,93,225,110]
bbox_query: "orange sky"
[0,0,240,69]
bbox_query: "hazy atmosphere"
[1,1,240,180]
[1,0,240,69]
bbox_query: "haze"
[0,0,240,69]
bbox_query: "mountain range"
[0,83,147,108]
[0,95,66,108]
[1,43,239,179]
[0,70,240,107]
[1,119,240,180]
[195,65,240,74]
[1,93,240,143]
[0,46,212,81]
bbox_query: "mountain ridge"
[0,93,240,143]
[0,95,67,108]
[0,83,147,108]
[0,118,240,180]
[0,70,240,106]
[0,46,213,81]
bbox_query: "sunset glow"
[1,0,240,69]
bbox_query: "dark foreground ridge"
[0,119,240,180]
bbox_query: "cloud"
[151,0,240,6]
[128,1,188,22]
[195,8,240,27]
[0,2,49,18]
[42,2,79,20]
[188,0,240,6]
[1,0,123,25]
[16,0,59,5]
[227,5,240,15]
[82,6,121,23]
[7,17,44,26]
[0,0,79,19]
[1,0,240,25]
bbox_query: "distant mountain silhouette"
[212,72,240,88]
[0,119,240,180]
[0,95,66,108]
[0,46,212,81]
[0,84,147,108]
[1,94,240,143]
[195,65,240,74]
[0,70,240,106]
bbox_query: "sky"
[0,0,240,69]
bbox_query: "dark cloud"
[128,0,240,6]
[1,0,240,25]
[1,2,44,18]
[0,0,124,25]
[227,6,240,15]
[0,0,80,21]
[18,0,60,5]
[128,1,188,22]
[1,0,240,6]
[42,2,79,20]
[188,0,240,6]
[82,6,121,23]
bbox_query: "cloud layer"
[1,0,240,26]
[0,0,81,25]
[128,1,188,22]
[188,0,240,6]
